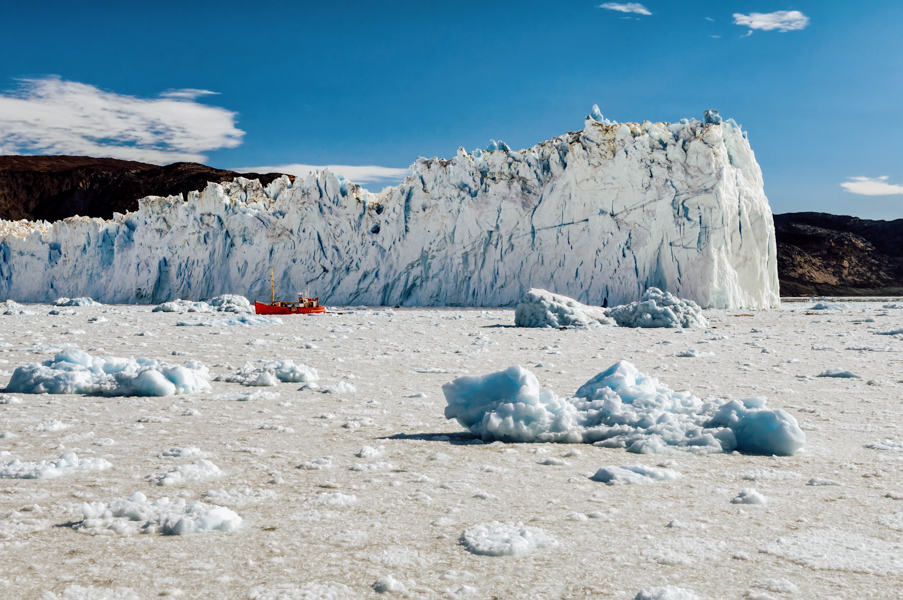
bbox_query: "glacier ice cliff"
[0,111,778,308]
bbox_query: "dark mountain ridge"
[0,155,288,222]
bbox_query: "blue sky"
[1,1,901,218]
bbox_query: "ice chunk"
[443,361,805,455]
[54,297,100,307]
[150,459,222,486]
[635,586,707,600]
[460,522,557,556]
[817,368,858,378]
[0,451,111,479]
[75,492,241,535]
[217,360,318,387]
[590,465,681,485]
[703,109,722,125]
[5,349,211,396]
[608,288,708,328]
[514,288,612,328]
[731,488,767,505]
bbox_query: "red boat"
[255,268,326,315]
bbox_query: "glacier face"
[0,113,778,308]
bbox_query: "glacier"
[0,110,778,308]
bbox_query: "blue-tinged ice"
[703,109,723,124]
[443,360,805,455]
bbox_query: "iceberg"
[0,111,778,309]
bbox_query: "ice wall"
[0,111,779,308]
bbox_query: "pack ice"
[442,360,805,455]
[0,110,777,309]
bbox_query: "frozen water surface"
[0,299,899,597]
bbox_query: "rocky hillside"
[0,156,287,222]
[775,212,903,296]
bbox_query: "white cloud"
[841,176,903,196]
[598,3,651,16]
[733,10,810,33]
[0,77,243,164]
[237,163,409,186]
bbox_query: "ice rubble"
[514,288,612,328]
[153,294,252,313]
[635,587,706,600]
[53,297,100,307]
[0,451,111,479]
[460,521,558,556]
[216,359,318,387]
[607,288,708,328]
[515,287,707,329]
[443,361,805,455]
[0,110,778,309]
[5,348,210,396]
[75,492,241,535]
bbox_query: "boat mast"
[271,266,275,304]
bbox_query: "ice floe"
[590,465,681,485]
[443,360,805,455]
[152,294,253,314]
[149,459,222,486]
[460,521,557,556]
[6,348,210,396]
[75,492,241,535]
[0,452,111,479]
[54,297,101,307]
[216,360,318,387]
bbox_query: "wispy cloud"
[0,77,243,164]
[598,3,651,16]
[841,176,903,196]
[733,10,810,33]
[237,163,409,186]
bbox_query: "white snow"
[590,465,681,485]
[460,522,558,556]
[514,288,612,328]
[0,452,111,479]
[6,348,210,396]
[0,112,777,309]
[443,360,805,455]
[75,492,241,535]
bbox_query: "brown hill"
[774,212,903,296]
[0,155,288,222]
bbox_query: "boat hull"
[255,301,326,315]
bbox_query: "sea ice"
[0,452,111,479]
[443,361,805,455]
[152,294,253,314]
[460,521,557,556]
[817,368,858,378]
[590,465,681,485]
[75,492,241,536]
[6,348,210,396]
[513,288,612,328]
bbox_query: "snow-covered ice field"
[1,299,902,599]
